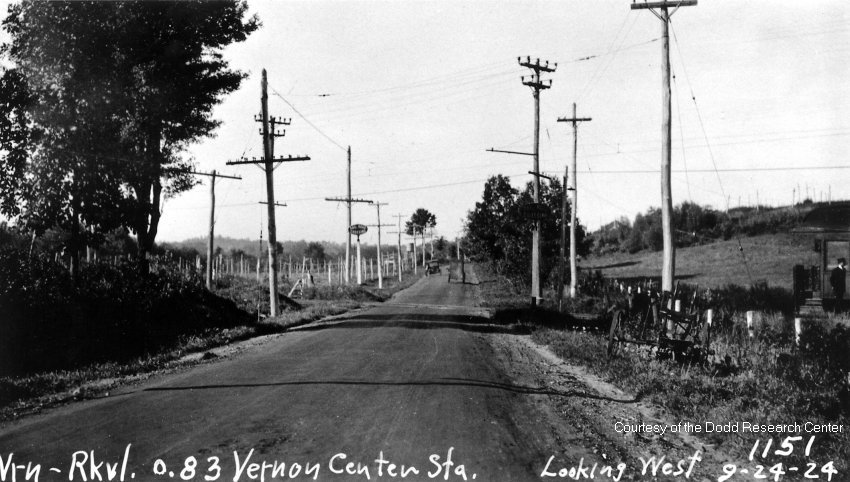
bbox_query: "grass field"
[582,233,815,290]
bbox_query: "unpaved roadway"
[0,272,730,482]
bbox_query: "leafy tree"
[405,208,436,236]
[305,241,326,261]
[465,175,519,265]
[405,208,436,263]
[435,236,447,252]
[0,69,33,219]
[464,175,587,287]
[0,1,259,272]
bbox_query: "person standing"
[830,257,846,314]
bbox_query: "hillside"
[582,232,814,290]
[588,201,820,256]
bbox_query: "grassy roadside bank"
[475,263,850,473]
[0,264,423,423]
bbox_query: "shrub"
[0,248,248,376]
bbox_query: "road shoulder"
[487,331,742,482]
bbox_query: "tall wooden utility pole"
[367,202,391,289]
[557,103,591,302]
[166,168,241,290]
[631,0,697,293]
[227,69,310,316]
[325,146,372,284]
[392,214,405,281]
[519,56,556,306]
[202,170,242,290]
[411,234,418,275]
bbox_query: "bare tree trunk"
[68,189,82,280]
[135,128,163,263]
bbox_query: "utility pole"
[367,202,391,289]
[171,169,242,290]
[391,214,405,281]
[631,0,697,293]
[325,146,373,284]
[227,69,309,316]
[557,103,591,303]
[421,227,427,266]
[519,56,556,306]
[409,234,418,275]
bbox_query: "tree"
[305,242,326,262]
[0,1,259,271]
[435,236,447,253]
[405,208,436,237]
[405,208,436,264]
[465,175,518,264]
[464,175,587,288]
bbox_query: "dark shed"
[792,203,850,314]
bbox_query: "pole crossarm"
[165,169,242,180]
[528,171,556,182]
[518,56,557,72]
[557,117,593,123]
[522,78,552,90]
[630,0,697,10]
[325,197,373,204]
[486,148,534,156]
[226,155,310,165]
[255,115,292,125]
[259,201,287,207]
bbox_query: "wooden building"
[792,203,850,315]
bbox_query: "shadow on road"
[143,377,639,404]
[290,313,530,334]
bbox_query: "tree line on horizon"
[588,200,821,256]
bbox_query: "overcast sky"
[11,1,850,245]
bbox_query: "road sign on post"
[349,224,368,236]
[520,203,548,222]
[349,224,368,284]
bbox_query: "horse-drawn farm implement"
[607,282,713,363]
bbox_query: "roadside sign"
[349,224,368,236]
[520,203,548,221]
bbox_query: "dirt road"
[0,272,720,481]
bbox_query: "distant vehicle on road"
[426,261,441,275]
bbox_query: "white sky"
[10,1,850,245]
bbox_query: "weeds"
[476,263,850,472]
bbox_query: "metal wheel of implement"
[607,310,625,357]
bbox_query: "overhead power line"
[269,87,347,152]
[174,164,850,212]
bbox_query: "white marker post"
[794,317,802,346]
[746,311,755,338]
